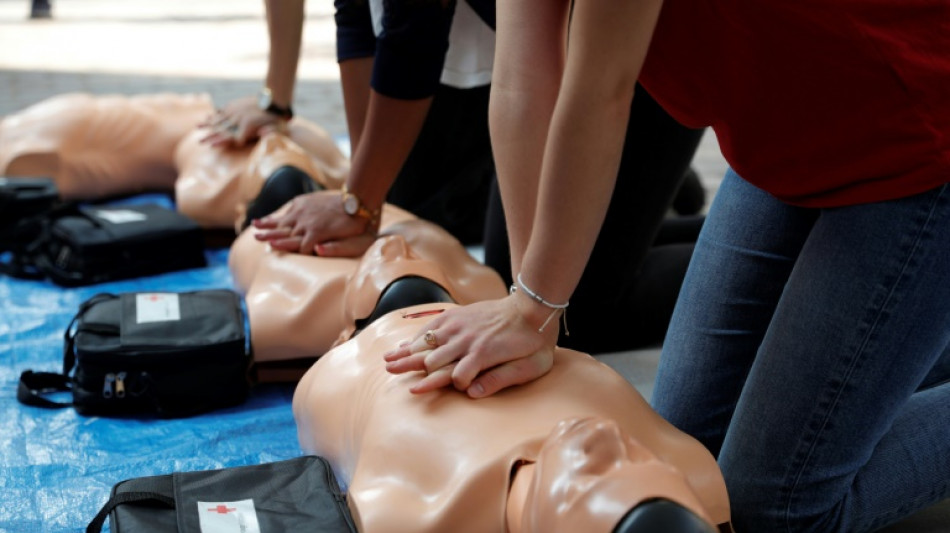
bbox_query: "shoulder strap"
[17,370,72,409]
[86,490,176,533]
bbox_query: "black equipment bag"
[0,176,61,252]
[17,289,251,417]
[87,455,357,533]
[1,202,206,286]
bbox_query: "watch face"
[258,89,272,111]
[343,194,359,215]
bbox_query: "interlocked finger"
[384,349,432,374]
[409,362,457,394]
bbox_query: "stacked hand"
[200,96,287,148]
[383,291,560,398]
[252,190,378,257]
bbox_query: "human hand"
[382,292,560,398]
[252,190,376,256]
[199,96,286,148]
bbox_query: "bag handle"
[63,293,118,375]
[17,370,73,409]
[17,293,120,410]
[86,491,176,533]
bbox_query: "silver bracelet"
[514,273,569,309]
[510,273,570,334]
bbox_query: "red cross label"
[135,293,181,324]
[197,499,261,533]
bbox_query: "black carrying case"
[2,202,207,286]
[0,176,61,252]
[87,455,356,533]
[18,290,251,417]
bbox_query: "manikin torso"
[0,93,213,198]
[174,122,349,230]
[229,216,508,365]
[0,92,349,231]
[293,303,731,533]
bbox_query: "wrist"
[257,87,294,120]
[509,273,570,335]
[340,184,382,228]
[508,290,565,339]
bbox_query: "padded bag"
[87,455,356,533]
[4,203,206,286]
[0,176,61,252]
[17,290,251,417]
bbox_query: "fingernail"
[469,383,485,397]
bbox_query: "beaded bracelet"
[510,273,570,334]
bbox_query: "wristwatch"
[340,184,380,224]
[257,87,294,120]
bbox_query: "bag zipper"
[115,372,126,398]
[100,372,128,400]
[102,373,115,399]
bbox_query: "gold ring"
[424,330,438,348]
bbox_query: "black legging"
[484,86,705,353]
[387,84,494,246]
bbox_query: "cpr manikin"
[0,93,213,199]
[229,210,508,377]
[0,93,348,232]
[173,121,349,231]
[293,303,732,533]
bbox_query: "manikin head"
[510,417,717,533]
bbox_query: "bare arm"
[344,90,433,223]
[339,57,372,153]
[263,0,304,109]
[255,89,436,257]
[519,0,664,303]
[489,0,570,277]
[253,3,438,258]
[201,0,304,146]
[385,0,666,397]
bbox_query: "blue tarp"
[0,195,302,533]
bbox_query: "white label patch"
[135,293,181,324]
[91,209,148,224]
[197,499,261,533]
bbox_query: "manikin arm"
[385,0,665,397]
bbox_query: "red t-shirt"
[640,0,950,207]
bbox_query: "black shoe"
[30,0,52,19]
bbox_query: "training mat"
[0,195,301,533]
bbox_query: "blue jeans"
[652,170,950,532]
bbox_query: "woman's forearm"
[339,57,372,152]
[489,1,570,277]
[518,0,666,305]
[264,0,305,108]
[346,91,433,211]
